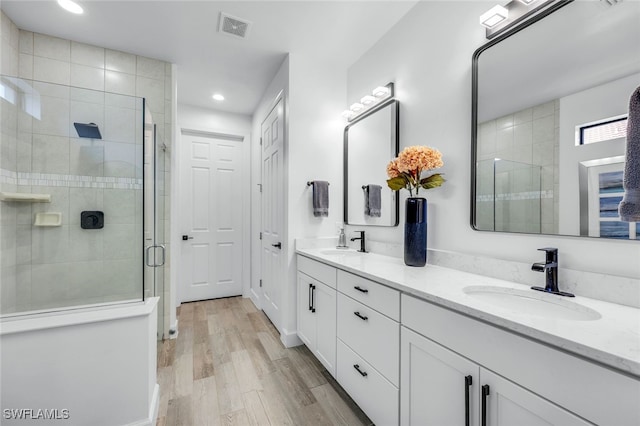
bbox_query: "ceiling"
[2,0,418,115]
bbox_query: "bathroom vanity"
[295,247,640,426]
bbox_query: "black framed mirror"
[344,99,400,226]
[471,0,640,240]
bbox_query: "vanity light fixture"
[342,82,394,122]
[372,86,391,98]
[212,93,225,101]
[57,0,83,14]
[481,0,559,39]
[350,103,364,113]
[360,95,376,106]
[480,5,509,28]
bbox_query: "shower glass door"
[143,103,165,340]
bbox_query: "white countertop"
[296,247,640,377]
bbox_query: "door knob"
[272,242,282,249]
[182,235,194,240]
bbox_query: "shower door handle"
[157,244,166,267]
[145,245,155,267]
[145,245,166,267]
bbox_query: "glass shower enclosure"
[476,158,543,233]
[0,76,166,339]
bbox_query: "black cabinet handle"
[354,286,368,293]
[308,283,312,311]
[481,384,490,426]
[353,364,367,377]
[311,284,316,313]
[353,311,368,321]
[465,375,473,426]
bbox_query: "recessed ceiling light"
[57,0,84,14]
[212,94,225,101]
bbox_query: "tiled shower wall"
[1,10,172,327]
[477,100,559,234]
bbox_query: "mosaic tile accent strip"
[0,169,142,189]
[476,190,554,202]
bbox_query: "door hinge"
[259,232,262,240]
[259,279,262,287]
[260,137,263,145]
[257,183,262,193]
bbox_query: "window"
[578,116,627,145]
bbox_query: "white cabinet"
[336,271,400,426]
[401,326,589,426]
[296,256,337,376]
[401,326,480,426]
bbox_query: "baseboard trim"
[123,383,159,426]
[280,327,303,348]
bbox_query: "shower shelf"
[0,192,51,203]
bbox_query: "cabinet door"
[314,281,337,376]
[401,327,480,426]
[480,369,591,426]
[297,272,315,348]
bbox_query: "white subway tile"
[70,63,105,91]
[18,52,33,79]
[136,55,165,80]
[71,41,105,69]
[105,70,135,96]
[33,33,70,61]
[18,30,33,54]
[105,49,135,74]
[33,56,70,85]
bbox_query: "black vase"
[404,197,427,267]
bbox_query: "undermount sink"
[463,286,601,321]
[319,248,361,256]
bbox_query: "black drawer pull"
[308,283,313,311]
[353,364,367,377]
[311,284,316,313]
[354,286,369,293]
[465,375,473,426]
[353,311,368,321]
[481,384,490,426]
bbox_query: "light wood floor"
[156,296,373,426]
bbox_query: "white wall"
[345,1,640,280]
[558,73,638,235]
[178,104,252,136]
[0,299,158,426]
[250,53,348,345]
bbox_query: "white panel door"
[401,326,480,426]
[180,132,243,302]
[261,99,284,329]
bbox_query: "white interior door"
[180,131,243,302]
[261,99,284,329]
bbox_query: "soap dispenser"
[336,223,348,249]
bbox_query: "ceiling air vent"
[600,0,621,6]
[218,13,252,39]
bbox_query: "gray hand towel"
[312,181,329,217]
[365,184,382,217]
[619,86,640,222]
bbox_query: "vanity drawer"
[337,292,399,386]
[297,255,337,288]
[337,339,399,426]
[337,270,400,320]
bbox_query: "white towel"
[619,86,640,222]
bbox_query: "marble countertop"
[296,247,640,377]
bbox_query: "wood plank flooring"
[157,296,373,426]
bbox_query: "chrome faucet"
[531,248,574,297]
[350,231,367,253]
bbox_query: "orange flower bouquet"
[386,145,445,197]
